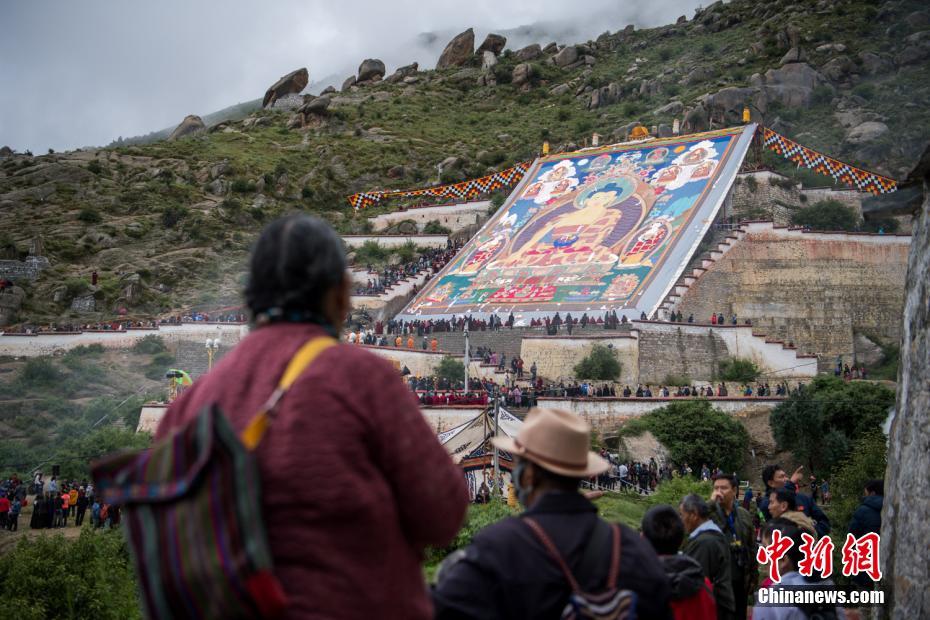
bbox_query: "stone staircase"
[657,225,748,320]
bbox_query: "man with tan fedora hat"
[433,408,672,619]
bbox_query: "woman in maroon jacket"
[156,214,469,619]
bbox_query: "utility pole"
[463,322,469,392]
[492,385,501,495]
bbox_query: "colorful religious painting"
[398,125,757,320]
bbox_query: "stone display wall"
[635,325,727,384]
[676,225,909,370]
[519,335,638,385]
[729,171,800,225]
[368,201,489,234]
[362,345,462,377]
[0,256,48,281]
[729,171,868,227]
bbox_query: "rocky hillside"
[0,0,927,326]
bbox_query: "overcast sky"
[0,1,703,153]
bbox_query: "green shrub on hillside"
[770,375,893,474]
[0,529,142,620]
[77,206,103,223]
[436,356,465,385]
[423,220,451,234]
[132,334,166,354]
[21,358,61,387]
[574,344,621,381]
[618,400,749,473]
[717,358,761,383]
[144,351,175,381]
[790,199,859,231]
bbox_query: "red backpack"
[669,576,716,620]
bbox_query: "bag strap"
[524,517,623,593]
[240,336,336,450]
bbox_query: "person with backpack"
[432,408,672,619]
[680,494,736,619]
[152,215,468,619]
[641,505,717,620]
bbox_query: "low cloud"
[0,0,702,152]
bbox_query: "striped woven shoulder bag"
[92,336,336,619]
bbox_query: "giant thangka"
[398,125,757,321]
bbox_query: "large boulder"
[752,63,830,109]
[299,95,332,116]
[512,63,536,87]
[703,87,762,121]
[780,47,807,65]
[262,68,309,108]
[845,121,889,145]
[896,30,930,66]
[385,62,419,83]
[514,44,542,61]
[436,28,475,69]
[821,56,857,83]
[341,75,357,91]
[167,115,205,141]
[0,146,12,158]
[357,58,386,83]
[481,51,497,70]
[588,82,622,110]
[858,51,893,75]
[553,45,579,67]
[476,33,507,56]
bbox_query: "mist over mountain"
[0,0,702,152]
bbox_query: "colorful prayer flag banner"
[346,161,531,210]
[761,127,898,195]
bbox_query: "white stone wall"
[368,201,489,233]
[536,396,782,432]
[0,323,249,357]
[342,235,448,249]
[362,344,462,377]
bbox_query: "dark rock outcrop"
[476,33,506,56]
[385,62,419,83]
[515,44,542,61]
[167,115,205,141]
[357,59,386,83]
[262,68,309,108]
[436,28,475,69]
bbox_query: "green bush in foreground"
[0,529,142,620]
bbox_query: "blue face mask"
[512,459,534,508]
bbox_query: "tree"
[717,358,760,383]
[436,355,464,385]
[574,344,622,381]
[790,199,859,231]
[423,220,452,234]
[0,529,142,619]
[770,375,894,474]
[618,400,749,473]
[828,429,887,541]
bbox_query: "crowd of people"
[355,243,463,297]
[0,473,121,533]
